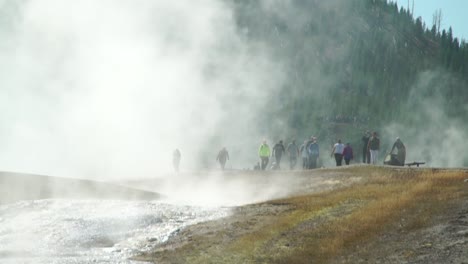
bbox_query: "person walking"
[331,139,345,166]
[362,131,371,163]
[272,140,286,169]
[305,136,315,169]
[308,137,320,169]
[390,137,406,166]
[299,140,309,169]
[343,143,354,165]
[367,132,380,165]
[287,139,300,169]
[216,147,230,170]
[258,140,271,170]
[173,149,181,172]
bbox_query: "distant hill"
[230,0,467,131]
[0,171,162,203]
[219,0,468,167]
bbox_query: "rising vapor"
[0,0,284,179]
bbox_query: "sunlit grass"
[226,168,467,263]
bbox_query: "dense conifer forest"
[229,0,467,147]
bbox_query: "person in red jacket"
[343,143,354,165]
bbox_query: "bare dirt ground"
[134,166,468,264]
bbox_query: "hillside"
[211,0,468,168]
[135,166,468,263]
[229,0,468,130]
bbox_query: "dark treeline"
[227,0,467,144]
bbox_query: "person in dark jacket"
[305,136,315,169]
[287,139,300,169]
[362,131,371,163]
[308,137,320,169]
[367,132,380,165]
[299,140,309,169]
[343,143,354,165]
[216,147,230,170]
[272,140,286,169]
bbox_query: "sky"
[393,0,468,41]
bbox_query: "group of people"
[328,132,406,167]
[258,131,406,170]
[361,131,406,166]
[172,131,406,172]
[329,131,382,167]
[172,147,231,172]
[331,139,354,166]
[258,137,353,170]
[361,131,381,165]
[258,137,319,170]
[257,139,306,170]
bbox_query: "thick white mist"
[0,0,284,179]
[383,70,468,167]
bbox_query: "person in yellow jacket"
[258,140,271,170]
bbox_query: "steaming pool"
[0,199,230,263]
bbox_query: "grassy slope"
[136,167,468,263]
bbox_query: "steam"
[0,0,284,179]
[383,70,468,167]
[0,0,464,182]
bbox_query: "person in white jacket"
[331,139,345,166]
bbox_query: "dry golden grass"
[281,169,466,263]
[227,168,467,263]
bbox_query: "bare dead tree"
[432,8,443,34]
